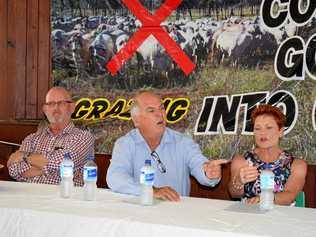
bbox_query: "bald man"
[107,91,228,201]
[7,87,94,186]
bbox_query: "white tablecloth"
[0,181,316,237]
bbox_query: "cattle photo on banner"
[51,0,316,164]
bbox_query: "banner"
[51,0,316,163]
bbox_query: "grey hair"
[130,100,140,118]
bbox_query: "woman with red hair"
[229,104,307,205]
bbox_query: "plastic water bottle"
[140,159,155,205]
[260,169,275,210]
[60,152,74,198]
[83,154,98,201]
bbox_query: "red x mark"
[106,0,196,76]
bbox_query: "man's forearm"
[21,166,43,178]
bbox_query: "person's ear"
[132,115,139,128]
[42,104,47,115]
[69,101,76,114]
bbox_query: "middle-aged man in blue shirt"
[107,91,229,201]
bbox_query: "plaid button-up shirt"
[8,122,94,186]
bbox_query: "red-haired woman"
[229,104,307,205]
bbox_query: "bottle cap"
[64,152,71,159]
[262,163,273,170]
[87,153,95,161]
[145,159,151,165]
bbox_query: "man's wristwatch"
[22,152,31,164]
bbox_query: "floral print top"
[243,150,294,199]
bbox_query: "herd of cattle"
[51,14,315,89]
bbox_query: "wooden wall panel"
[305,165,316,208]
[37,0,51,118]
[0,0,50,120]
[7,0,18,119]
[13,0,27,119]
[26,0,39,119]
[95,153,111,189]
[0,0,8,118]
[0,121,38,143]
[190,163,232,201]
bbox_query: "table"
[1,181,316,237]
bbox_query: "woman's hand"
[245,196,260,204]
[229,155,258,198]
[239,165,259,184]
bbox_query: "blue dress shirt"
[106,128,219,196]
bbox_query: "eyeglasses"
[44,100,72,107]
[151,151,166,173]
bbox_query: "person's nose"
[258,129,267,136]
[51,103,61,111]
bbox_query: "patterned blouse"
[243,150,294,199]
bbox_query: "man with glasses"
[7,87,94,186]
[107,91,228,201]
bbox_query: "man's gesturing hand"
[204,159,229,180]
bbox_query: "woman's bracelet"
[232,175,244,191]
